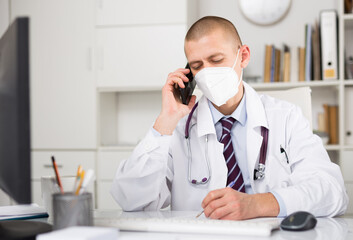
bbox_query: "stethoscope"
[185,102,269,186]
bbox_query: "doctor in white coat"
[111,16,348,220]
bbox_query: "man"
[111,16,348,220]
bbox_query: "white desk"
[94,210,353,240]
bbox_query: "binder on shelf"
[312,21,322,80]
[305,24,312,81]
[282,45,291,82]
[298,47,306,81]
[264,45,273,83]
[320,10,338,80]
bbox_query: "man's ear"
[240,45,250,68]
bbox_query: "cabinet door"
[0,0,9,37]
[97,181,121,210]
[96,0,186,26]
[31,151,95,180]
[96,24,186,88]
[11,0,96,149]
[96,150,130,209]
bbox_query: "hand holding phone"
[153,66,196,135]
[178,64,196,105]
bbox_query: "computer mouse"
[280,211,317,231]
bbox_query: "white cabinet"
[96,25,186,89]
[31,151,96,180]
[94,0,188,209]
[96,150,131,209]
[11,0,96,149]
[96,0,186,26]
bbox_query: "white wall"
[0,0,9,37]
[193,0,338,82]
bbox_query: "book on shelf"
[322,104,339,144]
[270,46,275,82]
[264,45,273,83]
[282,45,291,82]
[298,47,305,82]
[345,0,353,13]
[305,24,312,82]
[312,21,322,80]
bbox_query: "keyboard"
[95,216,280,237]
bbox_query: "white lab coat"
[111,82,348,217]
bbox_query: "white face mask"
[194,49,242,107]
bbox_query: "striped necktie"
[219,117,245,192]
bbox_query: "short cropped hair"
[185,16,242,49]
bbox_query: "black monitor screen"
[0,17,31,204]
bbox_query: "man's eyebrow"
[188,60,202,66]
[189,53,225,65]
[207,53,225,60]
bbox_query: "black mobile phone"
[179,63,196,105]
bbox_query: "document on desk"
[95,211,280,237]
[0,204,48,220]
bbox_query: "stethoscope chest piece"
[253,163,265,180]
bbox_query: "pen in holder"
[53,192,93,230]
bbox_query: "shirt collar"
[208,92,247,127]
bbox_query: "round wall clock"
[239,0,292,26]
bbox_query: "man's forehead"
[184,32,235,61]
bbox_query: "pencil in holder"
[53,192,93,230]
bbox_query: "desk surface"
[94,210,353,240]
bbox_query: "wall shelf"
[325,145,342,151]
[249,80,340,91]
[345,80,353,86]
[97,86,162,93]
[98,146,135,151]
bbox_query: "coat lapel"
[243,82,269,192]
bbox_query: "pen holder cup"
[53,192,93,230]
[41,176,76,223]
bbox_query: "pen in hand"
[196,180,236,218]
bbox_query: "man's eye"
[192,65,201,70]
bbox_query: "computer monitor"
[0,17,52,239]
[0,17,31,204]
